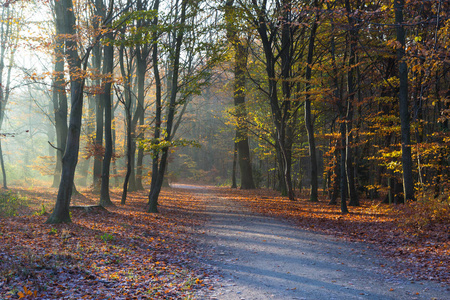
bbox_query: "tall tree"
[225,0,255,189]
[92,0,106,192]
[46,0,86,223]
[395,0,414,202]
[304,0,319,202]
[344,0,359,206]
[50,26,68,189]
[100,1,115,207]
[0,3,16,189]
[46,0,117,223]
[239,0,299,200]
[149,0,161,196]
[148,0,188,212]
[132,0,152,191]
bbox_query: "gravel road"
[185,185,450,300]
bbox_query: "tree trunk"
[234,42,255,189]
[100,29,114,207]
[51,34,68,188]
[340,120,349,214]
[92,0,105,192]
[118,35,134,203]
[149,0,161,201]
[231,140,237,188]
[395,0,414,201]
[0,4,15,190]
[225,0,255,190]
[148,0,187,213]
[132,40,148,191]
[121,104,132,205]
[47,0,86,223]
[0,141,7,189]
[305,4,319,202]
[345,0,359,207]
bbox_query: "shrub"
[0,191,29,217]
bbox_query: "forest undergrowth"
[0,185,448,299]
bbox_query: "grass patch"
[0,190,29,217]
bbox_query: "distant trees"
[222,0,449,208]
[0,2,20,189]
[0,0,446,223]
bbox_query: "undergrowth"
[0,190,29,217]
[396,194,450,234]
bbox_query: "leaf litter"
[0,185,448,299]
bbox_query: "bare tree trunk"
[92,0,106,192]
[100,28,114,207]
[149,0,187,213]
[46,0,91,223]
[0,142,7,189]
[305,2,319,202]
[51,34,68,188]
[121,102,132,205]
[340,120,349,213]
[234,43,255,189]
[0,4,15,190]
[225,0,255,190]
[345,0,359,207]
[231,140,237,188]
[395,0,414,201]
[149,0,161,200]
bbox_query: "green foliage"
[138,138,200,155]
[0,191,28,217]
[99,233,115,243]
[110,10,159,47]
[34,204,47,216]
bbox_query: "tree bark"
[225,0,255,190]
[133,39,148,191]
[395,0,414,202]
[46,0,84,224]
[250,0,295,200]
[92,0,106,192]
[345,0,359,207]
[234,42,255,189]
[149,0,161,201]
[148,0,187,213]
[0,141,7,189]
[51,32,68,188]
[0,4,14,190]
[100,29,114,207]
[305,2,319,202]
[231,140,238,188]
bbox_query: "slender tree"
[148,0,188,212]
[304,0,319,202]
[225,0,255,189]
[395,0,414,202]
[100,7,115,207]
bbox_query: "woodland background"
[0,0,449,220]
[0,0,449,298]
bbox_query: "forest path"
[174,184,450,300]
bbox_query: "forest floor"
[0,184,449,299]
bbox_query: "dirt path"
[181,185,450,300]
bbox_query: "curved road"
[172,184,450,300]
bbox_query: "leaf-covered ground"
[0,187,213,299]
[0,186,449,299]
